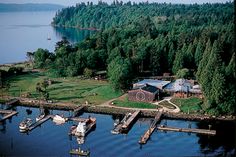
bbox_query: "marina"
[0,105,235,157]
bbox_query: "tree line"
[32,2,234,115]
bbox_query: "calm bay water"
[0,105,235,157]
[0,11,95,64]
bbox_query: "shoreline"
[2,97,235,122]
[51,24,101,31]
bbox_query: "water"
[0,105,235,156]
[0,11,96,64]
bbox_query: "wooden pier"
[0,109,18,122]
[157,126,216,135]
[68,117,89,122]
[112,110,140,134]
[27,115,52,131]
[122,110,140,129]
[6,99,19,105]
[73,106,84,116]
[139,111,163,144]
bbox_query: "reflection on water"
[53,27,97,44]
[0,104,235,157]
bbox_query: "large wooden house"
[128,84,160,102]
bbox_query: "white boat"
[53,114,68,124]
[19,118,32,131]
[114,119,120,127]
[36,114,45,122]
[70,117,96,137]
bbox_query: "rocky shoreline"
[2,98,235,122]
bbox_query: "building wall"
[128,89,156,102]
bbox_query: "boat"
[47,34,51,40]
[69,117,96,137]
[36,114,45,122]
[111,113,132,134]
[53,114,68,124]
[19,118,32,131]
[114,119,120,127]
[69,147,90,156]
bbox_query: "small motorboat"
[114,119,120,127]
[53,114,68,124]
[69,147,90,156]
[36,114,45,122]
[19,118,32,131]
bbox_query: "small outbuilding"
[128,84,160,102]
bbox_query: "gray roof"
[134,79,171,89]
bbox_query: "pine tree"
[196,39,212,82]
[194,40,204,67]
[172,44,187,74]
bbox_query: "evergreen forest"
[32,2,235,115]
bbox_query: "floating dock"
[112,110,140,134]
[157,126,216,135]
[139,111,163,144]
[27,115,52,131]
[0,109,18,122]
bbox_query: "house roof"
[132,84,159,94]
[134,79,171,89]
[164,78,192,92]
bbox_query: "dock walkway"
[139,111,163,144]
[0,109,18,122]
[112,110,140,134]
[27,115,52,131]
[73,106,84,116]
[157,126,216,135]
[6,99,19,105]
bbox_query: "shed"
[128,84,160,102]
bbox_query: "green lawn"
[170,97,202,113]
[113,97,157,109]
[3,72,122,105]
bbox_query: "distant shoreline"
[52,24,101,31]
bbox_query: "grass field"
[113,96,157,109]
[2,72,122,105]
[170,97,202,113]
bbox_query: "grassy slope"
[170,97,202,113]
[3,72,122,105]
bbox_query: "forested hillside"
[33,2,235,115]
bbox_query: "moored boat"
[52,114,68,124]
[19,118,32,131]
[36,114,45,122]
[69,117,96,137]
[69,147,90,156]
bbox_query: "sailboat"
[47,34,51,40]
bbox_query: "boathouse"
[133,79,170,90]
[128,84,160,102]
